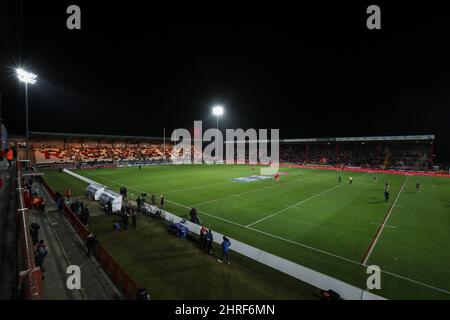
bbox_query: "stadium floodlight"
[16,68,37,84]
[16,68,38,161]
[212,105,224,158]
[212,105,224,116]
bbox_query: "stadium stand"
[7,132,446,173]
[280,135,435,171]
[33,144,173,164]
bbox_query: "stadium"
[1,129,449,300]
[1,1,450,308]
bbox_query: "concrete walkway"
[29,180,121,300]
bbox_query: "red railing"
[41,179,140,299]
[16,161,44,299]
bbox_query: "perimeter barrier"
[16,161,44,299]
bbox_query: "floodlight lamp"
[212,106,224,116]
[16,68,37,84]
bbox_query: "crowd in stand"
[34,144,173,163]
[31,140,440,171]
[280,143,431,170]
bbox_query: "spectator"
[55,192,63,213]
[199,226,208,250]
[78,202,84,218]
[107,199,113,215]
[206,229,214,254]
[29,222,40,245]
[31,196,41,211]
[384,190,390,202]
[160,195,165,209]
[217,236,231,264]
[6,147,14,168]
[189,208,197,221]
[65,189,72,201]
[189,208,201,224]
[35,240,48,272]
[38,198,46,213]
[86,233,97,257]
[70,200,76,212]
[82,205,90,226]
[122,212,129,230]
[136,196,142,212]
[151,194,156,206]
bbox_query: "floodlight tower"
[212,106,224,157]
[16,68,37,161]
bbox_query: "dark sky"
[1,1,450,161]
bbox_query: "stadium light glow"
[16,67,38,161]
[16,68,37,84]
[212,106,224,116]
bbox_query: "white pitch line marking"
[190,175,312,207]
[162,181,231,195]
[246,173,369,227]
[362,175,409,266]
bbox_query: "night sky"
[1,1,450,161]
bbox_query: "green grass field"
[41,164,450,299]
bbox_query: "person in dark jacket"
[217,236,231,264]
[206,229,214,254]
[199,226,208,250]
[55,192,63,213]
[160,195,165,209]
[6,148,13,168]
[29,222,40,245]
[86,233,97,257]
[35,240,48,272]
[82,206,90,225]
[136,196,142,212]
[122,212,129,230]
[107,199,113,215]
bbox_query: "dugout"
[86,184,106,201]
[98,189,122,213]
